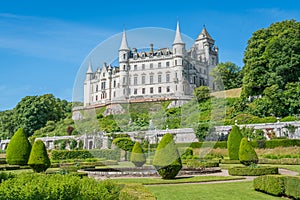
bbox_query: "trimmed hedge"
[153,133,182,179]
[51,149,121,161]
[186,141,227,149]
[254,175,300,199]
[253,175,285,196]
[228,166,278,176]
[228,125,243,160]
[130,142,146,167]
[6,128,31,165]
[185,160,219,168]
[0,173,122,200]
[239,138,258,166]
[28,140,51,173]
[265,139,300,148]
[119,184,156,200]
[259,158,300,165]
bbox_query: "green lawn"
[147,181,282,200]
[111,176,244,185]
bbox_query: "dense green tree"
[211,62,243,90]
[13,94,70,136]
[0,110,15,139]
[112,137,135,161]
[6,128,31,165]
[242,20,300,97]
[130,142,146,167]
[28,140,51,173]
[239,137,258,166]
[227,125,243,160]
[194,86,210,102]
[153,133,182,179]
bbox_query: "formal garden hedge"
[254,175,300,199]
[153,133,182,179]
[6,128,31,165]
[51,149,121,161]
[228,166,278,176]
[185,160,219,169]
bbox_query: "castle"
[83,22,218,107]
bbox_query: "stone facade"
[83,22,218,107]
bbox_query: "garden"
[0,127,300,199]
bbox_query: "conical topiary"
[130,142,146,167]
[239,137,258,166]
[6,128,31,165]
[153,133,182,179]
[28,140,51,173]
[227,125,243,160]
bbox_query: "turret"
[172,21,185,56]
[86,62,94,81]
[119,29,130,66]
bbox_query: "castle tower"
[194,26,219,89]
[118,29,130,99]
[84,62,94,106]
[172,21,186,96]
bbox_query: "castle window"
[204,69,206,75]
[158,62,161,68]
[175,60,177,66]
[123,65,126,71]
[150,63,153,69]
[150,75,154,84]
[142,75,146,84]
[113,80,116,88]
[103,73,105,77]
[101,82,106,89]
[142,64,145,70]
[167,86,170,92]
[96,95,98,101]
[158,74,162,83]
[96,85,98,92]
[150,87,154,94]
[123,54,126,59]
[166,62,170,67]
[174,48,176,54]
[142,88,145,94]
[134,65,137,70]
[158,87,162,93]
[134,76,138,85]
[114,91,116,97]
[134,89,138,94]
[166,74,170,83]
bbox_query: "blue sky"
[0,0,299,111]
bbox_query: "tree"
[6,128,31,165]
[227,125,243,160]
[194,86,210,102]
[112,137,135,161]
[0,110,15,139]
[28,140,51,173]
[239,137,258,166]
[130,142,146,167]
[152,133,182,179]
[211,62,243,90]
[13,94,69,136]
[242,20,300,97]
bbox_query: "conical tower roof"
[86,62,93,74]
[196,25,213,41]
[119,29,129,50]
[173,21,184,44]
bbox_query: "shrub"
[153,133,182,179]
[6,128,31,165]
[265,139,300,148]
[228,166,278,176]
[130,142,146,167]
[185,160,219,169]
[227,125,243,160]
[51,149,121,161]
[285,176,300,199]
[28,140,51,173]
[253,175,286,196]
[254,175,300,199]
[239,138,258,166]
[0,172,15,183]
[0,173,121,200]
